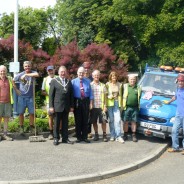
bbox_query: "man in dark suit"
[49,66,74,145]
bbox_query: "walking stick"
[29,78,46,142]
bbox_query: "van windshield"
[138,73,177,96]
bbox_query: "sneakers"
[132,134,138,142]
[103,134,108,142]
[2,135,13,141]
[48,134,54,140]
[115,137,125,143]
[88,133,93,139]
[168,148,181,153]
[93,133,99,141]
[110,137,115,141]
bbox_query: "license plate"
[140,122,161,130]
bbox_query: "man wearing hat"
[165,74,184,154]
[42,66,59,140]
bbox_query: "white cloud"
[0,0,56,15]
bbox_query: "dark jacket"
[49,77,74,112]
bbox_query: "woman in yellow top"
[106,71,124,143]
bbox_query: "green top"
[126,84,138,107]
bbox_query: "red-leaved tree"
[0,35,50,72]
[81,43,128,82]
[49,40,81,78]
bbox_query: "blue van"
[137,65,183,139]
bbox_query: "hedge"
[0,109,75,133]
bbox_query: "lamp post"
[14,0,18,63]
[13,0,19,117]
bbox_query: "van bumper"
[137,124,183,139]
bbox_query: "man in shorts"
[13,61,39,134]
[122,74,141,142]
[42,66,62,140]
[0,65,14,141]
[90,70,108,142]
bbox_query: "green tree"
[56,0,140,70]
[109,0,184,67]
[56,0,184,69]
[0,8,52,49]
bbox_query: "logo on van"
[146,100,162,109]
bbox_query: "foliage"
[0,8,49,49]
[42,37,58,56]
[78,26,95,49]
[0,35,34,67]
[0,7,61,51]
[0,35,50,70]
[55,0,184,68]
[35,90,46,109]
[56,0,139,70]
[4,110,75,133]
[108,0,184,67]
[49,40,82,78]
[0,13,14,38]
[1,0,184,70]
[8,119,19,132]
[7,117,48,133]
[45,40,128,80]
[81,43,128,82]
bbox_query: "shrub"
[36,109,47,118]
[5,111,75,133]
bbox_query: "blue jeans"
[172,116,184,150]
[107,101,121,138]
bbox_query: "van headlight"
[170,117,175,124]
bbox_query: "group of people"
[44,65,141,146]
[0,61,183,152]
[0,61,140,146]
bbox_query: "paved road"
[0,132,168,184]
[85,149,184,184]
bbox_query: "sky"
[0,0,56,15]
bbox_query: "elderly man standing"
[0,65,14,141]
[13,61,39,134]
[122,74,141,142]
[72,67,93,143]
[49,66,74,146]
[90,70,108,142]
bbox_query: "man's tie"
[80,80,85,98]
[62,78,65,85]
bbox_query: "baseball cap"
[177,74,184,81]
[47,66,54,71]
